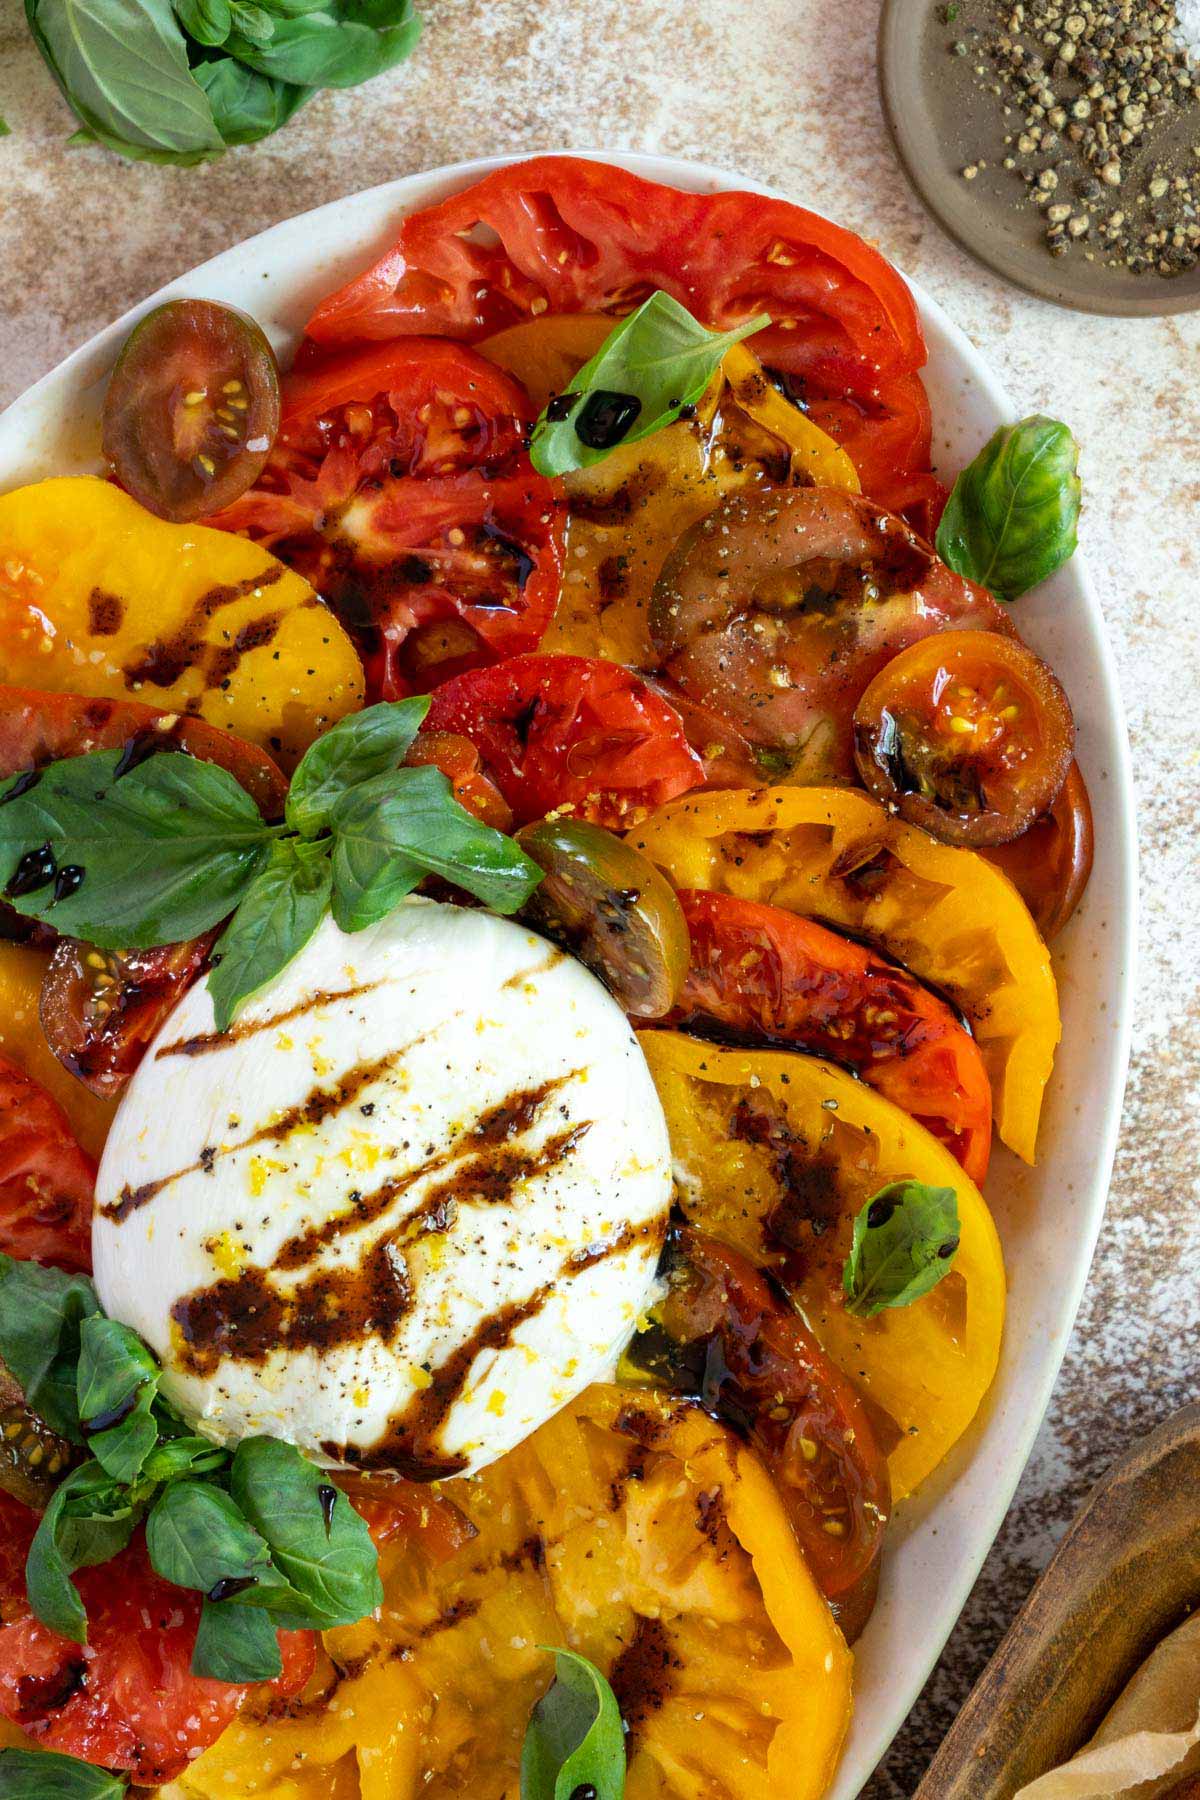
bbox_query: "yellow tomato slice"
[631,784,1059,1164]
[0,942,115,1159]
[638,1032,1006,1502]
[479,322,858,668]
[177,1385,851,1800]
[0,477,364,769]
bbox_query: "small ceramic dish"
[914,1402,1200,1797]
[0,150,1137,1798]
[878,0,1200,316]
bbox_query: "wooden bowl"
[914,1403,1200,1799]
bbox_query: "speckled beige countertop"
[1,0,1198,1790]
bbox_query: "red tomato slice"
[422,653,705,828]
[648,1224,891,1642]
[0,1056,96,1272]
[794,366,947,533]
[0,685,288,819]
[671,890,993,1185]
[212,339,565,700]
[0,1495,314,1784]
[305,157,926,390]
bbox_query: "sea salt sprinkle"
[947,0,1200,275]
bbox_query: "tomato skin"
[643,1225,890,1639]
[853,630,1075,848]
[670,889,993,1185]
[982,759,1094,940]
[0,685,288,820]
[650,486,1010,782]
[0,1056,96,1272]
[340,1474,477,1561]
[0,1495,313,1784]
[212,340,565,701]
[792,366,946,533]
[423,653,705,828]
[305,156,925,387]
[40,934,214,1103]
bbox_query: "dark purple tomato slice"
[102,299,281,522]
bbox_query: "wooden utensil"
[914,1402,1200,1799]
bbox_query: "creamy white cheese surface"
[93,900,671,1478]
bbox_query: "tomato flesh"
[403,730,513,831]
[0,1496,314,1784]
[212,339,565,700]
[0,1055,95,1271]
[516,819,690,1018]
[983,758,1094,939]
[629,1224,890,1640]
[650,486,1010,782]
[103,300,281,522]
[853,630,1075,847]
[670,889,993,1185]
[422,653,705,829]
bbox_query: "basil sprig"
[0,1253,381,1683]
[0,696,542,1031]
[520,1647,626,1800]
[0,1748,126,1799]
[936,415,1082,603]
[23,0,419,165]
[529,291,771,478]
[842,1181,961,1318]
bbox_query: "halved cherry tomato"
[628,1224,890,1640]
[0,1495,314,1784]
[402,731,513,831]
[0,1056,95,1271]
[650,486,1010,782]
[670,889,993,1183]
[516,819,690,1018]
[853,630,1075,847]
[212,340,565,700]
[983,759,1095,939]
[422,653,705,828]
[40,934,214,1103]
[103,300,281,523]
[305,156,926,390]
[0,686,288,820]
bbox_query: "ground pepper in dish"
[946,0,1200,274]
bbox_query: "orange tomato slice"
[177,1385,852,1800]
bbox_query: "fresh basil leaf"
[193,1594,282,1682]
[0,750,277,948]
[842,1180,961,1319]
[207,836,332,1030]
[230,1436,382,1627]
[26,1461,138,1642]
[520,1647,626,1800]
[0,1254,101,1441]
[330,764,542,929]
[142,1434,231,1483]
[173,0,232,42]
[287,697,430,837]
[25,0,225,164]
[223,0,419,86]
[227,0,275,40]
[0,1747,126,1799]
[76,1316,161,1483]
[192,56,310,143]
[0,116,10,137]
[936,415,1082,603]
[530,290,770,478]
[145,1480,277,1595]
